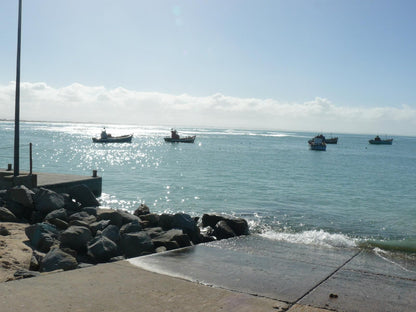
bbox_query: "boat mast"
[14,0,22,176]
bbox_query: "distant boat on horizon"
[324,136,338,144]
[369,135,393,145]
[308,134,326,151]
[92,128,133,143]
[164,129,196,143]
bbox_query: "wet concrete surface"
[129,235,416,311]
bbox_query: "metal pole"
[29,142,32,175]
[14,0,22,177]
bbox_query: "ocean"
[1,121,415,257]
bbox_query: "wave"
[359,238,416,253]
[260,229,357,249]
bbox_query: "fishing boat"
[92,128,133,143]
[369,136,393,145]
[324,136,338,144]
[308,135,326,151]
[164,129,196,143]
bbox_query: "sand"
[0,222,32,282]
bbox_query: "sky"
[1,0,416,135]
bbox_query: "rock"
[32,188,65,216]
[151,229,191,249]
[133,203,150,216]
[96,208,123,228]
[158,213,174,230]
[120,220,142,235]
[143,227,164,238]
[0,225,11,236]
[200,234,216,243]
[47,218,69,230]
[120,232,154,258]
[0,207,19,222]
[139,213,159,227]
[225,218,249,236]
[6,185,34,209]
[68,184,100,207]
[69,211,96,224]
[118,210,141,225]
[29,253,40,271]
[40,248,78,272]
[101,225,121,244]
[62,193,82,212]
[4,201,26,220]
[82,207,98,216]
[213,220,236,240]
[69,220,91,228]
[13,269,40,279]
[45,208,68,222]
[172,213,200,243]
[89,220,111,236]
[25,222,59,252]
[201,214,249,236]
[60,226,93,252]
[87,236,119,262]
[201,214,225,228]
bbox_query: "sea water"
[1,121,415,256]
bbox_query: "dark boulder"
[201,214,249,236]
[69,211,96,224]
[0,207,19,222]
[82,207,98,216]
[97,209,123,228]
[120,232,154,258]
[60,226,93,252]
[32,188,65,216]
[225,218,249,236]
[6,185,34,209]
[40,248,78,272]
[68,184,99,208]
[213,220,236,240]
[89,220,111,236]
[14,269,40,279]
[158,213,174,230]
[143,227,164,239]
[101,224,121,244]
[118,210,141,225]
[172,213,200,243]
[25,222,59,252]
[87,236,119,262]
[133,203,150,216]
[0,225,11,236]
[4,201,26,220]
[139,213,159,227]
[201,214,226,228]
[120,220,142,235]
[47,218,68,230]
[45,208,68,222]
[151,229,185,249]
[62,193,82,212]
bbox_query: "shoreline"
[0,184,249,282]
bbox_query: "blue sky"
[1,0,415,135]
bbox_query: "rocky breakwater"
[0,185,249,279]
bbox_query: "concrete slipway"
[0,235,415,312]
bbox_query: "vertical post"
[14,0,22,177]
[29,142,32,175]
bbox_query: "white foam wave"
[260,229,357,249]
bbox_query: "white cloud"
[0,81,415,135]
